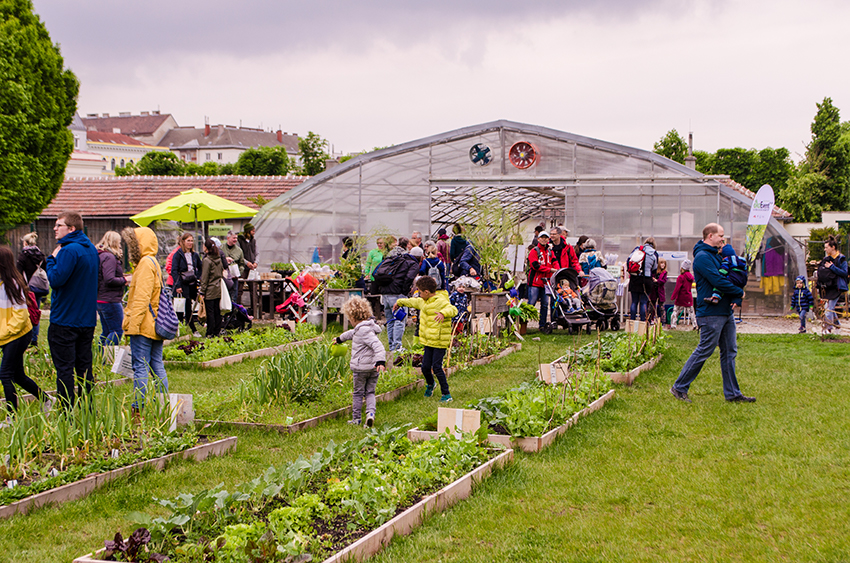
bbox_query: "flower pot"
[518,321,528,335]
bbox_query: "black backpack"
[817,261,838,290]
[371,255,404,291]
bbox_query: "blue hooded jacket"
[692,240,743,317]
[45,229,99,327]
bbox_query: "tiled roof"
[82,114,174,136]
[159,126,299,154]
[42,175,308,218]
[717,178,792,219]
[87,131,154,146]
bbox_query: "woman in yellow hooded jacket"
[394,276,457,402]
[0,246,52,422]
[121,227,169,409]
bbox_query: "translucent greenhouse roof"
[253,119,804,283]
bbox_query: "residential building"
[82,111,178,145]
[86,130,169,174]
[158,124,299,166]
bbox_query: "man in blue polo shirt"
[671,222,755,404]
[45,211,99,407]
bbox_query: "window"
[218,152,223,160]
[111,158,115,171]
[206,153,211,161]
[129,159,134,165]
[74,137,79,148]
[120,159,125,167]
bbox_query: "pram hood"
[585,267,618,308]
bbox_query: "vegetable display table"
[470,291,509,335]
[241,278,288,320]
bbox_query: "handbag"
[147,257,179,340]
[180,270,198,285]
[197,298,207,323]
[220,278,232,312]
[173,297,186,313]
[26,290,41,327]
[28,263,49,293]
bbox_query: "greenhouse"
[253,120,804,315]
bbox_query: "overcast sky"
[32,0,850,160]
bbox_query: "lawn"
[0,328,848,562]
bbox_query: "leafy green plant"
[566,331,667,373]
[238,342,347,406]
[162,324,318,363]
[109,427,493,562]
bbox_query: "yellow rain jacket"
[0,281,32,346]
[397,290,457,349]
[123,227,162,340]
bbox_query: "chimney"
[276,130,283,143]
[685,132,697,170]
[205,123,211,136]
[119,112,130,117]
[152,110,160,115]
[141,111,149,116]
[86,113,98,118]
[325,158,339,171]
[102,113,109,118]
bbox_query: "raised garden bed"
[1,375,131,407]
[1,436,236,520]
[165,335,323,368]
[195,342,523,434]
[408,388,614,453]
[75,429,513,563]
[163,324,319,368]
[539,331,666,386]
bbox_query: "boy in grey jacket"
[335,296,387,427]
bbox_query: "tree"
[806,97,850,211]
[695,146,793,194]
[653,129,687,164]
[777,98,850,220]
[0,0,79,232]
[236,146,290,176]
[116,151,185,176]
[298,131,329,176]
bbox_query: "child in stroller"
[555,278,582,313]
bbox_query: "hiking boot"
[726,395,756,403]
[440,394,453,403]
[365,414,374,428]
[670,387,691,403]
[424,384,434,398]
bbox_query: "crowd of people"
[0,214,262,422]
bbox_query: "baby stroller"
[545,268,592,334]
[221,303,253,333]
[582,267,620,331]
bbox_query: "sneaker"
[440,394,453,403]
[42,395,57,414]
[396,347,406,354]
[798,327,806,333]
[670,387,691,403]
[192,332,202,338]
[424,384,434,398]
[347,419,361,425]
[365,414,374,428]
[726,395,756,403]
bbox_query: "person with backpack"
[578,238,606,275]
[527,231,558,332]
[817,235,848,334]
[552,226,581,281]
[627,237,658,322]
[17,232,48,347]
[121,226,169,410]
[420,241,447,291]
[371,237,419,353]
[671,223,753,404]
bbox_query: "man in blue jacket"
[46,212,99,407]
[671,223,755,403]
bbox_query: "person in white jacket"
[335,296,387,428]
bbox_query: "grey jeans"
[352,369,379,422]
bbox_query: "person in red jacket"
[550,226,580,289]
[527,231,558,332]
[671,259,696,328]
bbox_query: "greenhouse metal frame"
[254,120,804,315]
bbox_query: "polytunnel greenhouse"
[253,120,804,315]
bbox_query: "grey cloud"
[34,0,706,65]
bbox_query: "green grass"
[1,328,848,562]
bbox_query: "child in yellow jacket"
[394,276,457,402]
